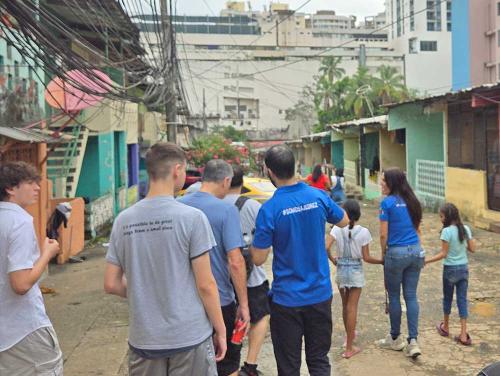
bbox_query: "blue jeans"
[443,264,469,319]
[384,244,424,340]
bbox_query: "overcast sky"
[177,1,386,20]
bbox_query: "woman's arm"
[362,244,383,264]
[425,241,449,264]
[467,238,476,253]
[325,233,337,265]
[380,220,388,259]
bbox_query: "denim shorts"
[335,258,364,289]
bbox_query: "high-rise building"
[134,4,403,140]
[452,0,500,90]
[386,0,452,95]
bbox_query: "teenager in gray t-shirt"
[106,196,216,350]
[105,143,227,375]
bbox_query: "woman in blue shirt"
[376,168,424,359]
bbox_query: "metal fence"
[415,159,445,200]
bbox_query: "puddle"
[471,302,496,317]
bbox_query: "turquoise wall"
[363,132,379,170]
[388,103,444,187]
[331,140,344,169]
[77,132,115,200]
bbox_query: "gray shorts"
[128,336,217,376]
[0,326,63,376]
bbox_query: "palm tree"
[317,57,345,110]
[373,65,405,105]
[344,66,376,118]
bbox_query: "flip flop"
[342,347,362,359]
[436,322,449,337]
[454,334,472,346]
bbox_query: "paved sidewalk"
[43,204,500,375]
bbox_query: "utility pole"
[236,64,240,124]
[160,0,177,143]
[203,88,207,133]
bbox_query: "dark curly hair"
[0,161,41,201]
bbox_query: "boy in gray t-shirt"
[105,143,227,375]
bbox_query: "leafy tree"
[317,57,345,110]
[188,134,247,167]
[373,65,406,105]
[218,125,247,142]
[344,66,377,118]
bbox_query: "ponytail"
[342,199,361,239]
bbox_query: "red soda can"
[230,319,247,345]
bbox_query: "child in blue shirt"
[425,203,476,346]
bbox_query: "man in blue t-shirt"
[179,159,249,376]
[251,145,348,376]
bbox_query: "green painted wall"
[363,132,379,170]
[344,138,359,161]
[331,140,344,169]
[76,132,116,200]
[76,136,100,199]
[388,103,444,187]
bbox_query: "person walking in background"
[306,164,331,192]
[376,168,424,359]
[251,145,348,376]
[104,143,226,375]
[331,168,346,204]
[180,159,250,376]
[426,203,476,346]
[325,199,383,359]
[0,162,63,376]
[223,164,270,376]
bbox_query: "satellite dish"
[45,69,112,112]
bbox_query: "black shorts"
[248,280,271,324]
[218,302,242,376]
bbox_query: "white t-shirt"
[0,202,51,352]
[330,225,372,259]
[331,176,345,189]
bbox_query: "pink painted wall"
[469,0,498,86]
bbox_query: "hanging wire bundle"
[0,0,189,114]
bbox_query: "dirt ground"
[42,203,500,375]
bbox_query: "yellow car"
[241,177,276,203]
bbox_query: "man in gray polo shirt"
[223,164,270,376]
[0,161,62,376]
[104,142,226,375]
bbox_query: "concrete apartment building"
[135,2,404,140]
[452,0,500,90]
[386,0,452,95]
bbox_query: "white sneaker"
[375,334,406,351]
[405,339,422,359]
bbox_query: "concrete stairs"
[47,120,89,198]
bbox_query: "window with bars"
[427,0,442,31]
[410,0,415,31]
[420,40,437,51]
[446,0,452,32]
[396,0,402,37]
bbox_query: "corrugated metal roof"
[384,83,500,109]
[328,115,388,130]
[301,131,330,141]
[0,127,67,143]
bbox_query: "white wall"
[178,47,404,140]
[386,0,452,95]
